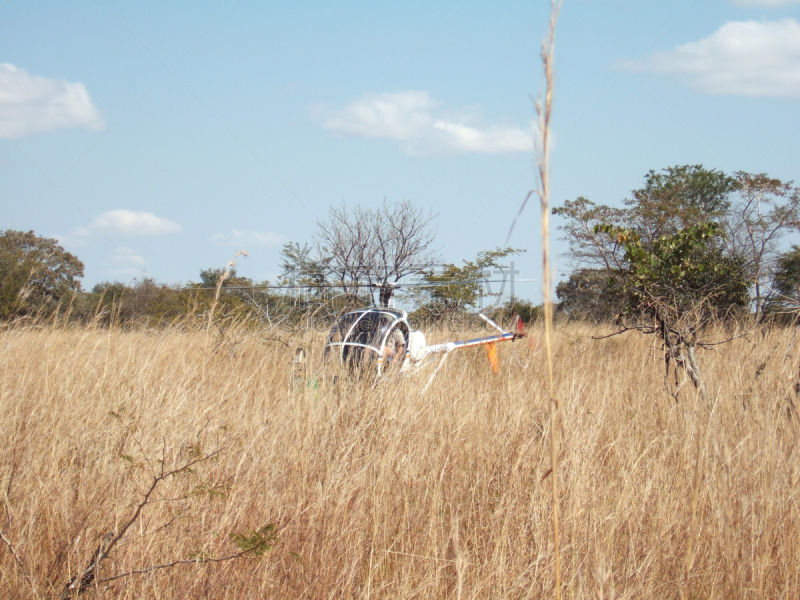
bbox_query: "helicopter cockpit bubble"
[324,308,410,375]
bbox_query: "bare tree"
[721,172,800,317]
[314,203,373,302]
[314,200,438,306]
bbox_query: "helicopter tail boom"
[419,331,523,357]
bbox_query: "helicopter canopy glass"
[325,309,408,365]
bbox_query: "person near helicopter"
[382,326,406,364]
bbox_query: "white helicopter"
[323,306,526,378]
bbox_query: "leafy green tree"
[595,223,747,317]
[493,297,543,324]
[411,247,524,320]
[0,230,84,319]
[774,246,800,300]
[554,165,760,320]
[626,165,737,240]
[555,268,626,321]
[279,242,330,291]
[188,268,259,322]
[594,222,748,399]
[87,278,188,325]
[85,280,133,322]
[766,246,800,316]
[722,172,800,315]
[198,267,251,289]
[277,243,363,322]
[554,166,739,269]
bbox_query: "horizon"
[2,0,799,303]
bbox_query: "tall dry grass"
[1,320,799,598]
[534,2,561,596]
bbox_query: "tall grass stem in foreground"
[536,1,562,598]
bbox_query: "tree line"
[2,166,798,328]
[0,200,535,327]
[554,165,800,322]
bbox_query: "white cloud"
[109,246,147,266]
[313,91,438,141]
[429,121,533,155]
[0,63,105,139]
[311,90,534,156]
[628,18,800,98]
[90,247,148,279]
[209,230,282,247]
[75,210,182,237]
[731,0,799,6]
[106,267,144,279]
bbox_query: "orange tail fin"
[485,342,499,373]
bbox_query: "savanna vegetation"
[1,164,799,598]
[554,166,800,322]
[3,0,799,594]
[3,165,798,329]
[1,317,799,599]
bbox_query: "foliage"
[765,245,800,317]
[553,169,751,323]
[279,242,330,291]
[721,172,800,314]
[681,248,750,316]
[0,230,84,319]
[0,229,537,327]
[625,164,737,239]
[555,165,799,319]
[193,267,261,319]
[594,222,747,317]
[555,268,626,321]
[86,278,186,325]
[77,269,266,326]
[596,223,718,301]
[554,166,737,272]
[493,297,543,324]
[229,524,279,557]
[279,242,371,319]
[593,221,751,398]
[773,245,800,300]
[552,196,629,273]
[76,269,367,329]
[410,247,524,320]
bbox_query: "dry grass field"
[1,320,799,599]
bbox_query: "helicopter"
[323,305,526,378]
[190,277,531,382]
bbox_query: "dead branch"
[60,439,223,597]
[0,526,32,585]
[61,531,114,598]
[591,325,657,340]
[94,550,255,586]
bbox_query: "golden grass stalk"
[206,251,248,337]
[536,1,562,598]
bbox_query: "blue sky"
[2,0,799,302]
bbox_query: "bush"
[0,230,84,319]
[555,269,626,322]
